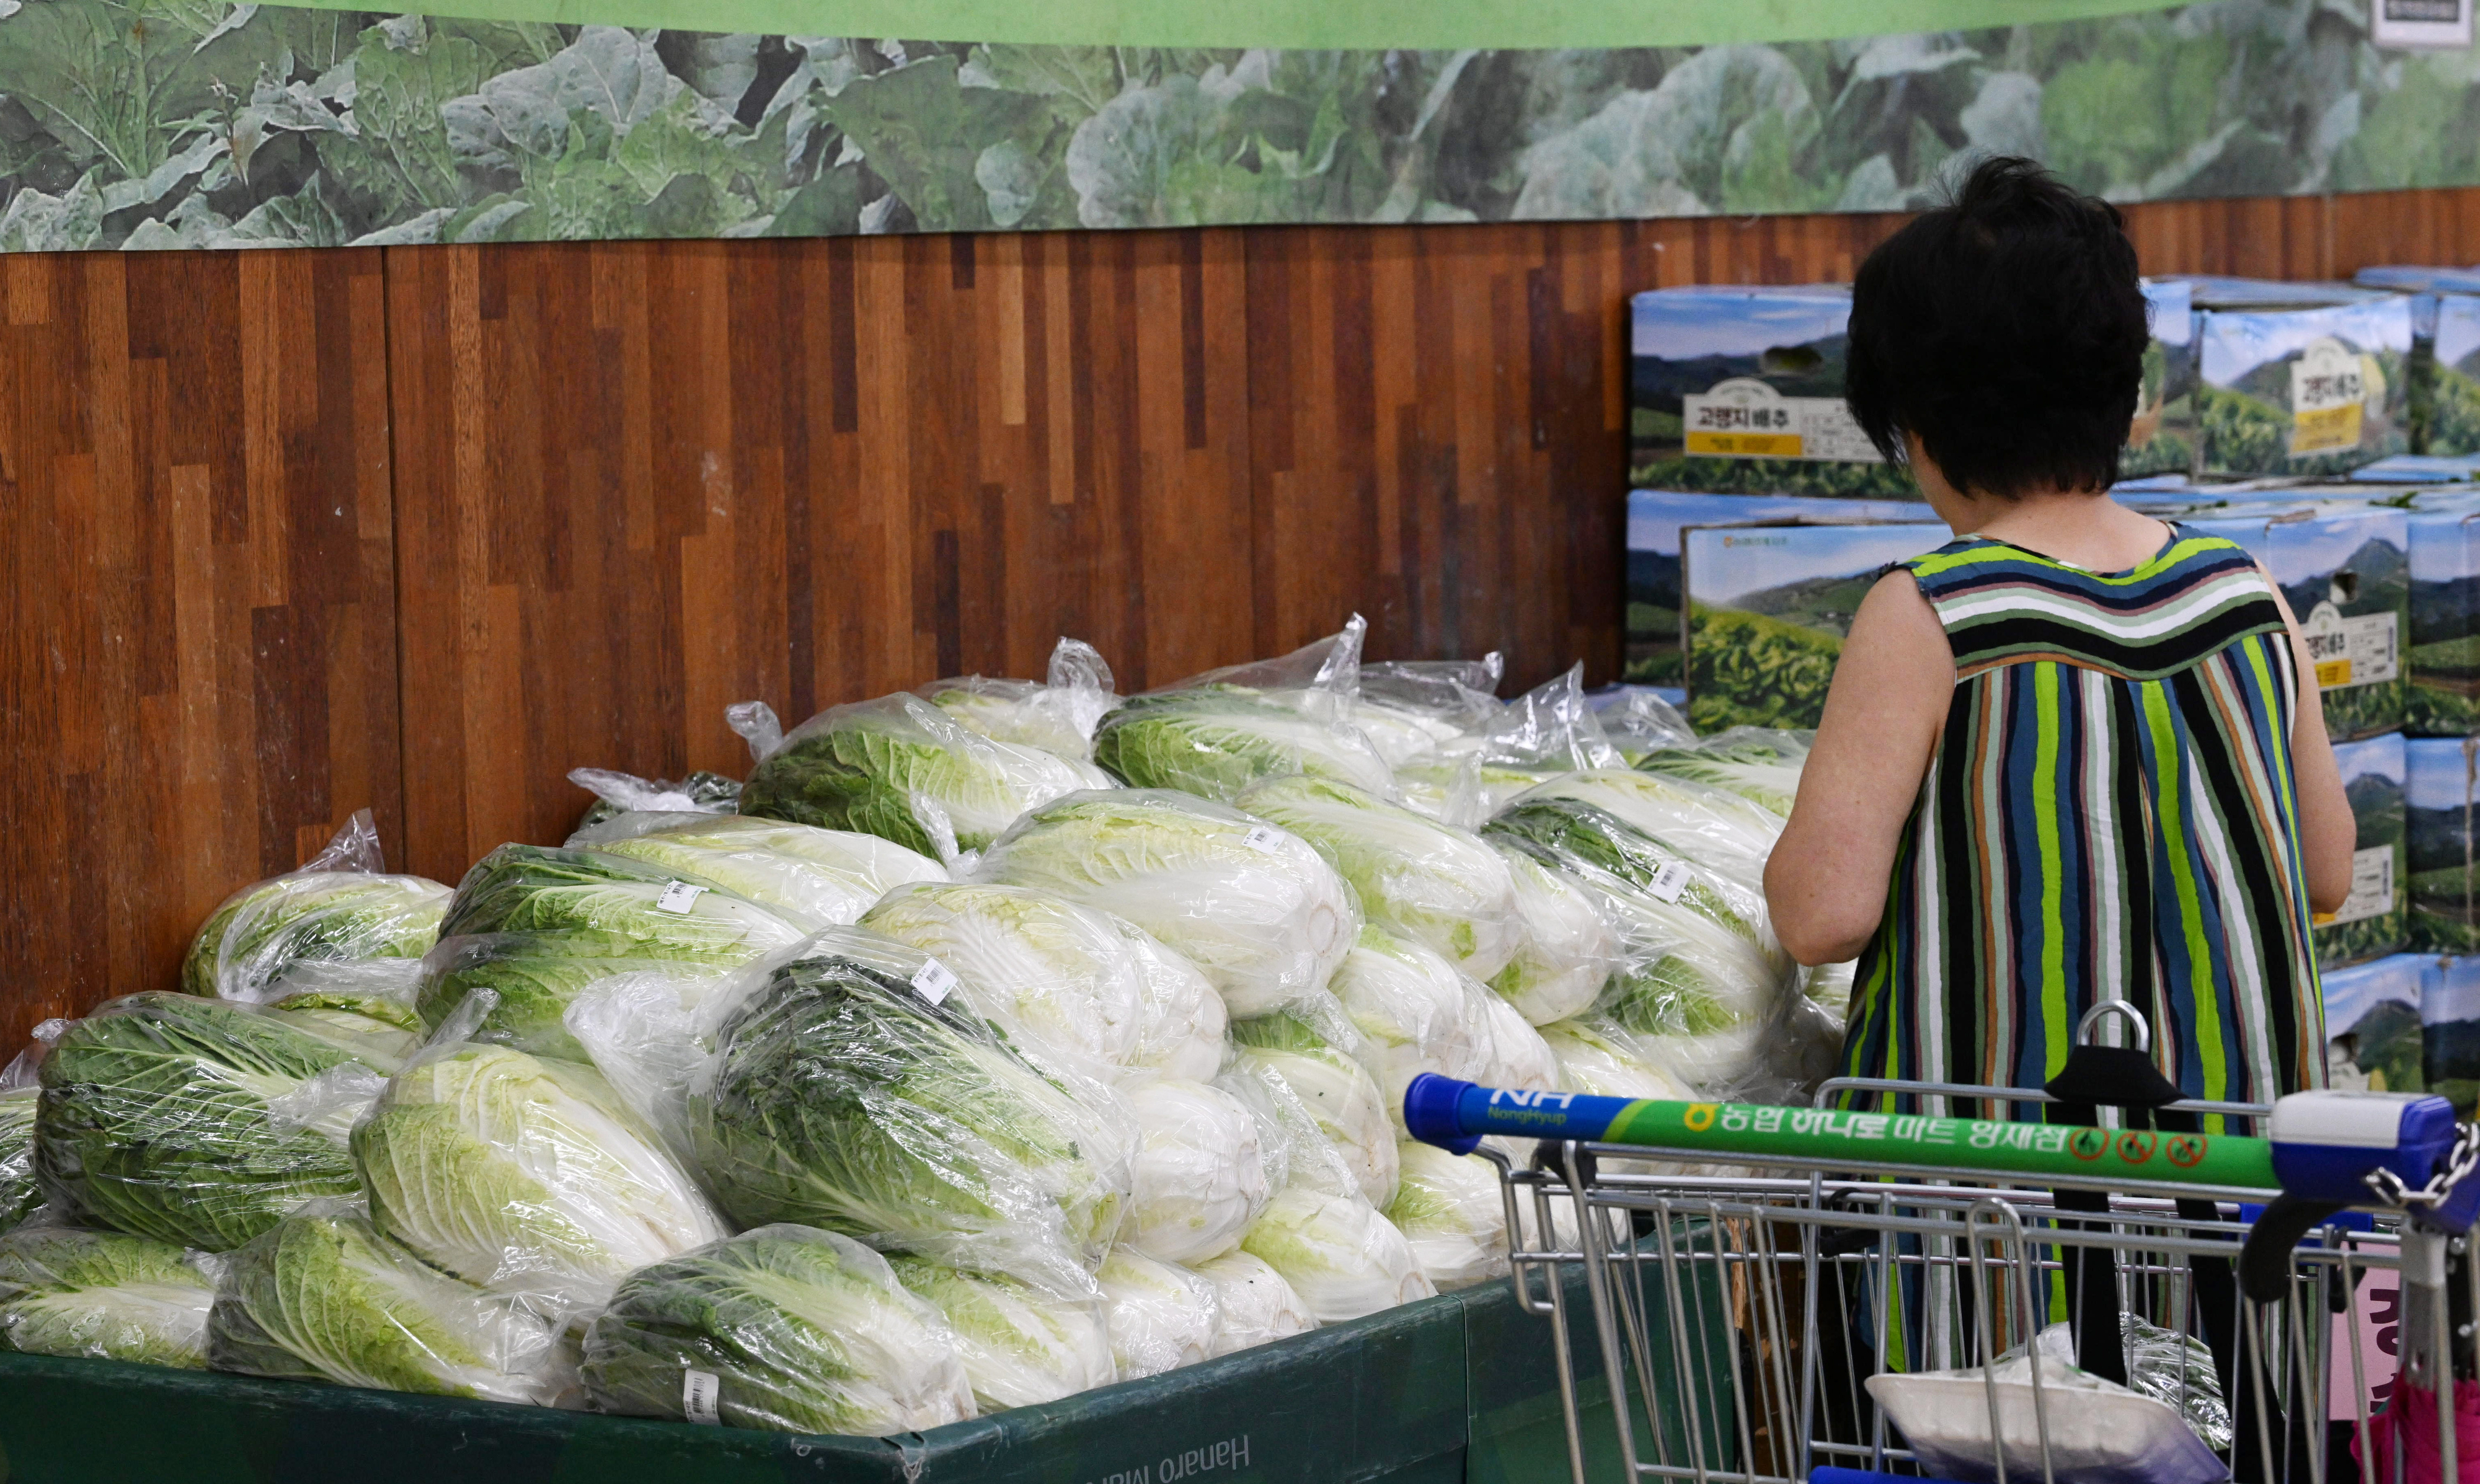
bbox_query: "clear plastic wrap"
[1503,769,1784,891]
[1358,655,1505,741]
[1384,1141,1508,1292]
[208,1208,567,1405]
[1634,728,1812,816]
[1228,1007,1399,1208]
[1097,1245,1220,1379]
[180,811,451,1003]
[1539,1015,1693,1102]
[1114,921,1231,1082]
[1122,1077,1268,1264]
[1092,688,1399,803]
[1476,990,1561,1094]
[1327,929,1498,1116]
[1235,775,1523,982]
[888,1255,1114,1413]
[687,934,1135,1294]
[857,883,1150,1069]
[1485,798,1798,1097]
[1486,841,1623,1026]
[580,1224,976,1434]
[264,960,428,1062]
[0,1226,216,1367]
[1391,665,1627,828]
[969,790,1361,1019]
[1239,1188,1435,1323]
[0,1042,43,1232]
[1592,688,1697,761]
[416,844,807,1061]
[34,993,399,1252]
[571,813,947,927]
[569,767,742,833]
[733,693,1111,861]
[1188,1248,1314,1356]
[921,637,1118,762]
[353,1038,729,1320]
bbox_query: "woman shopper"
[1763,156,2355,1108]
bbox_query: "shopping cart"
[1405,1049,2478,1484]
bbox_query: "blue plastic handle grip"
[1402,1074,1632,1155]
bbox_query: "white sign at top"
[2372,0,2473,48]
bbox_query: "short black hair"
[1844,155,2149,500]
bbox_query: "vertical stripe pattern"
[1841,528,2326,1109]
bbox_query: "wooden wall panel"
[0,250,397,1050]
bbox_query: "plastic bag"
[1634,727,1812,816]
[1122,1076,1268,1264]
[353,1030,730,1322]
[1866,1348,2228,1484]
[1591,687,1696,761]
[890,1255,1114,1413]
[1228,1002,1399,1208]
[582,1225,976,1434]
[34,992,399,1252]
[208,1207,569,1405]
[264,959,428,1062]
[1503,768,1784,892]
[1539,1014,1692,1102]
[857,882,1152,1069]
[732,693,1111,862]
[0,1226,216,1368]
[1393,666,1626,828]
[180,810,452,1003]
[1487,841,1622,1025]
[1384,1141,1508,1292]
[1327,929,1499,1117]
[1094,687,1399,804]
[569,767,741,833]
[2015,1318,2231,1452]
[1476,989,1562,1094]
[1235,774,1523,982]
[0,1037,48,1232]
[1238,1188,1434,1323]
[920,637,1118,762]
[1097,1246,1220,1379]
[1188,1248,1314,1356]
[686,930,1136,1295]
[969,789,1361,1019]
[571,813,947,927]
[1351,656,1503,769]
[1114,921,1231,1082]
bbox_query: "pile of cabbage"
[0,625,1838,1438]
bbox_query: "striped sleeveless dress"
[1838,525,2326,1111]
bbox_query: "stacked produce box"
[0,625,1828,1441]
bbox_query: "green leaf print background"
[1,1,2477,249]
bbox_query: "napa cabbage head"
[1123,1077,1267,1264]
[34,993,396,1251]
[1477,990,1561,1093]
[1384,1141,1508,1292]
[859,883,1149,1068]
[1634,728,1811,817]
[265,961,426,1061]
[738,694,1109,859]
[574,814,947,926]
[1115,921,1230,1082]
[688,940,1135,1294]
[1539,1016,1692,1101]
[353,1043,729,1316]
[1092,687,1396,803]
[1190,1249,1313,1355]
[970,790,1360,1018]
[1239,1188,1434,1323]
[1229,1012,1397,1208]
[582,1226,975,1434]
[1235,775,1522,980]
[0,1087,39,1232]
[1097,1246,1220,1379]
[207,1210,564,1403]
[0,1227,215,1367]
[921,637,1117,762]
[183,872,451,1002]
[1326,929,1496,1115]
[1487,841,1621,1026]
[890,1256,1114,1412]
[1503,769,1784,890]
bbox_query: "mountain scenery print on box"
[1624,491,1934,684]
[2124,278,2200,478]
[2194,296,2415,477]
[2430,296,2480,458]
[2189,501,2410,740]
[2321,953,2425,1094]
[2406,493,2480,736]
[2407,736,2480,953]
[2324,731,2407,970]
[2421,956,2480,1115]
[1680,520,1947,732]
[6,2,2480,250]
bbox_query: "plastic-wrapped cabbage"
[35,994,396,1251]
[415,845,806,1060]
[1486,800,1795,1094]
[890,1256,1114,1412]
[1385,1142,1508,1292]
[1593,688,1696,761]
[1097,1246,1219,1379]
[1092,687,1397,803]
[1636,729,1810,816]
[264,966,427,1062]
[1327,930,1496,1112]
[570,767,742,833]
[921,638,1117,762]
[859,883,1148,1068]
[0,1227,215,1367]
[1236,775,1522,981]
[182,815,451,1003]
[1478,991,1561,1094]
[1505,770,1784,890]
[1348,697,1468,769]
[736,694,1109,859]
[1487,842,1621,1025]
[1229,1012,1397,1208]
[971,790,1360,1018]
[354,1043,728,1317]
[1805,961,1855,1023]
[1241,1189,1434,1323]
[573,813,947,927]
[1189,1249,1314,1356]
[0,1084,38,1232]
[582,1226,974,1434]
[689,939,1133,1293]
[208,1210,564,1403]
[1116,922,1230,1082]
[1124,1078,1267,1263]
[1539,1016,1692,1101]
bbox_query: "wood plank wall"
[5,186,2479,1047]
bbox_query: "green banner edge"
[265,0,2188,51]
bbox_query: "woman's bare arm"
[2261,576,2354,914]
[1763,570,1955,966]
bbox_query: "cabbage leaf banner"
[0,1,2471,252]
